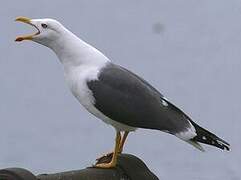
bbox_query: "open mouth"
[15,16,40,41]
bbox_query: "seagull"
[15,17,230,168]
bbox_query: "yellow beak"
[15,16,31,23]
[15,16,40,41]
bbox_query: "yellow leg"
[118,131,129,153]
[95,131,121,168]
[95,131,129,163]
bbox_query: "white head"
[15,17,67,47]
[15,16,110,66]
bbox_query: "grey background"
[0,0,240,179]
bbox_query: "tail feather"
[187,139,205,152]
[190,120,230,151]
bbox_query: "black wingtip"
[216,138,230,151]
[189,120,230,151]
[192,134,230,151]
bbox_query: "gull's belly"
[65,68,136,132]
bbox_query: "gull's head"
[15,16,109,65]
[15,17,65,47]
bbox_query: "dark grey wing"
[87,63,192,133]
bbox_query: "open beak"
[15,16,40,42]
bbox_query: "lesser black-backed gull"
[15,17,230,169]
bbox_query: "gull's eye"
[41,23,48,29]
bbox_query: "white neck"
[47,28,110,70]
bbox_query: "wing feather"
[87,63,195,134]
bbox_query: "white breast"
[64,64,136,132]
[48,27,136,131]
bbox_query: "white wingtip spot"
[202,136,207,140]
[161,99,168,107]
[162,96,169,101]
[216,139,228,147]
